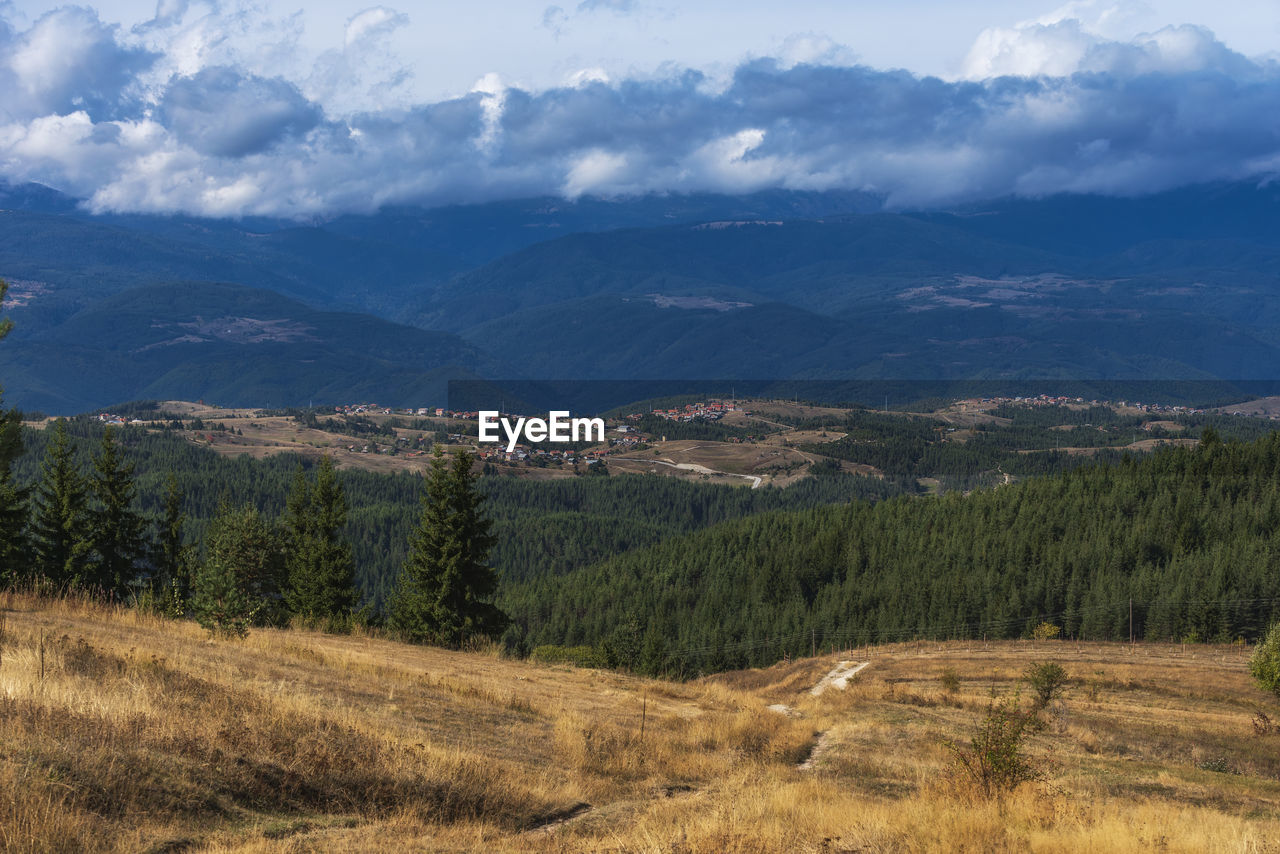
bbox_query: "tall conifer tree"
[285,457,358,628]
[30,419,91,586]
[155,472,192,607]
[0,279,26,581]
[0,408,25,582]
[88,428,148,596]
[390,448,506,647]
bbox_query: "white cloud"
[773,33,859,70]
[344,6,408,49]
[963,20,1097,79]
[576,0,639,14]
[1,7,155,120]
[563,148,629,197]
[2,4,1280,219]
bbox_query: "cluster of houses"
[476,445,601,466]
[333,403,395,416]
[94,412,145,426]
[964,394,1204,416]
[475,424,650,466]
[329,403,509,420]
[645,400,738,422]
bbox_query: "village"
[71,389,1272,492]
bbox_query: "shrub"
[943,692,1040,799]
[1031,622,1061,641]
[939,667,961,694]
[1024,661,1069,709]
[1250,622,1280,700]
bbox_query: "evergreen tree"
[390,448,507,647]
[206,501,288,626]
[30,419,92,586]
[282,463,311,560]
[154,473,193,612]
[284,457,359,629]
[88,428,149,596]
[0,279,26,581]
[0,407,26,582]
[191,555,251,638]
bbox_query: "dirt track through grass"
[3,594,1279,852]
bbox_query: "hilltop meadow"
[2,589,1279,853]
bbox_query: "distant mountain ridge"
[2,179,1280,412]
[0,281,495,412]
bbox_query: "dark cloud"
[1,7,1279,218]
[160,66,322,157]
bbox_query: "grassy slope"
[1,592,1278,852]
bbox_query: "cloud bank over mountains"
[1,3,1279,218]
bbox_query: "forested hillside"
[503,432,1280,673]
[0,282,495,412]
[13,404,1280,676]
[11,420,896,609]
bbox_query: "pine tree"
[206,501,288,626]
[154,473,193,614]
[88,428,149,596]
[30,419,92,587]
[285,457,358,629]
[0,279,26,581]
[390,448,507,647]
[0,407,26,582]
[191,555,251,639]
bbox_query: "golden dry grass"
[2,595,1279,852]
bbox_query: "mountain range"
[2,179,1280,413]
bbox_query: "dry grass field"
[3,593,1279,853]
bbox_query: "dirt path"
[794,661,870,771]
[809,660,869,696]
[649,457,764,488]
[520,802,593,837]
[798,732,834,771]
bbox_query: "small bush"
[1250,622,1280,699]
[1195,755,1238,775]
[1024,661,1069,709]
[1031,622,1061,641]
[939,667,961,694]
[943,692,1040,799]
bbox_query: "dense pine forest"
[6,403,1280,676]
[503,431,1280,674]
[8,419,897,609]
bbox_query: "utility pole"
[1129,598,1134,645]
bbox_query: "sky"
[1,0,1279,218]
